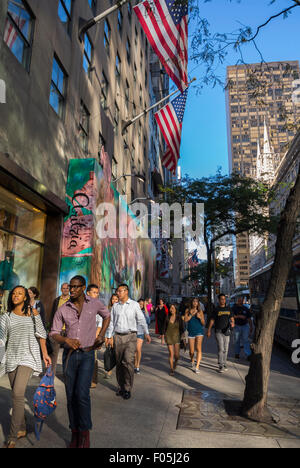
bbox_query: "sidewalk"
[0,326,299,448]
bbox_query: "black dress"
[155,305,168,335]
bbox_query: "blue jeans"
[63,349,95,431]
[234,324,251,357]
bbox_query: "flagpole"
[79,0,130,41]
[121,78,196,135]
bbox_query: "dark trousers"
[63,349,95,431]
[114,333,137,392]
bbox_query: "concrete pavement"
[0,324,299,449]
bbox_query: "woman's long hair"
[188,298,203,313]
[7,286,31,315]
[108,293,119,310]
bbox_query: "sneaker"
[191,362,195,370]
[218,366,224,373]
[135,368,140,374]
[223,365,228,372]
[195,368,200,374]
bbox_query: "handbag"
[103,345,116,372]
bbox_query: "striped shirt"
[0,312,47,378]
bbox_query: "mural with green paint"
[60,154,156,305]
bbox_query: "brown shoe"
[17,431,27,439]
[68,430,79,449]
[78,430,90,449]
[90,382,97,389]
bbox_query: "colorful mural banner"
[60,155,156,305]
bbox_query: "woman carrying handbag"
[0,285,51,448]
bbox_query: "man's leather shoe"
[123,391,131,400]
[116,389,124,397]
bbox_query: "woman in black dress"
[155,299,168,345]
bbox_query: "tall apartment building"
[226,60,300,287]
[0,0,167,312]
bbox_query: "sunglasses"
[69,284,84,290]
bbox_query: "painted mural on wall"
[60,153,156,304]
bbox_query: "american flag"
[155,88,188,174]
[134,0,188,93]
[4,12,26,49]
[187,249,199,268]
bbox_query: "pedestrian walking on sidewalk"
[144,297,153,326]
[50,275,110,449]
[184,298,205,374]
[164,304,185,376]
[104,293,119,379]
[106,284,151,400]
[232,297,253,360]
[207,294,235,373]
[49,283,70,376]
[134,299,147,374]
[155,299,168,345]
[86,284,101,389]
[28,286,46,328]
[0,286,51,448]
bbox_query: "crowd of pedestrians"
[0,278,253,448]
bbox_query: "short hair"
[29,286,40,299]
[70,275,86,286]
[87,284,99,292]
[117,284,129,291]
[218,293,226,300]
[138,298,144,302]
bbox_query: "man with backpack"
[50,275,110,448]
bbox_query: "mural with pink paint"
[60,154,156,304]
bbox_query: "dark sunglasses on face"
[69,284,84,290]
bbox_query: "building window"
[125,80,130,111]
[112,156,118,180]
[114,102,120,134]
[88,0,97,15]
[49,55,67,118]
[126,37,131,64]
[58,0,72,34]
[3,0,34,71]
[79,101,90,153]
[83,34,93,76]
[0,186,46,292]
[103,19,110,54]
[100,71,109,110]
[128,3,132,22]
[117,10,123,34]
[115,53,121,86]
[133,62,137,83]
[98,132,106,165]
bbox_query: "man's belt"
[115,331,137,336]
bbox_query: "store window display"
[0,187,46,310]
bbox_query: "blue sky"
[180,0,300,179]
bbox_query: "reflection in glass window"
[3,0,34,71]
[83,34,93,76]
[58,0,72,33]
[50,56,67,118]
[0,186,46,306]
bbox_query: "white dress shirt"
[106,298,149,338]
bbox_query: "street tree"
[163,171,278,317]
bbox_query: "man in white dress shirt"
[106,284,151,400]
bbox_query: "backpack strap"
[34,418,44,441]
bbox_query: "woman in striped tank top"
[0,286,51,448]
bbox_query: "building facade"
[0,0,169,314]
[226,60,300,287]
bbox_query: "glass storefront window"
[0,186,46,309]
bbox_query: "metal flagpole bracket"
[78,0,130,42]
[121,78,196,135]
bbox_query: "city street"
[0,324,299,450]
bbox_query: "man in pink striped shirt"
[50,275,110,448]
